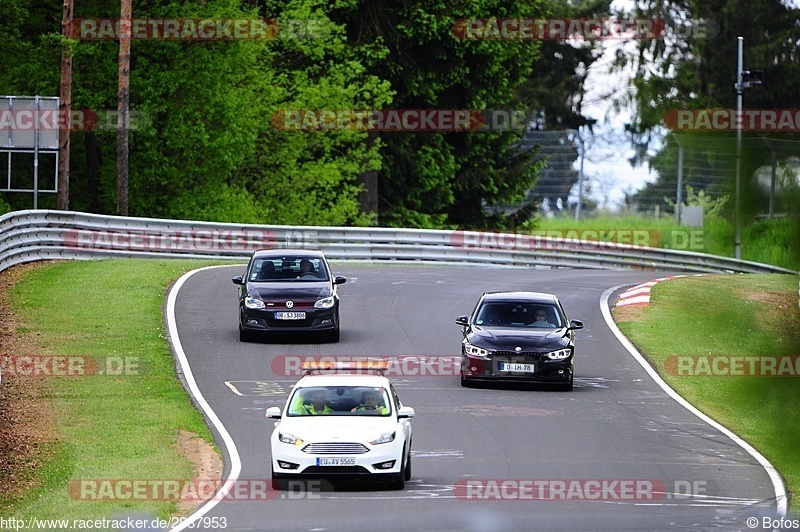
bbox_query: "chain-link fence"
[516,128,582,215]
[635,134,800,220]
[518,128,800,221]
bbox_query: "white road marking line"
[167,266,243,532]
[224,381,243,396]
[601,283,787,517]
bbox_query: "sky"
[575,0,800,211]
[576,15,660,212]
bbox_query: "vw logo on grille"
[285,300,294,309]
[515,346,522,352]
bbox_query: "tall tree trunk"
[116,0,131,216]
[57,0,73,210]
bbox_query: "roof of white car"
[295,373,389,388]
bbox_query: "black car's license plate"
[275,311,306,320]
[499,362,536,373]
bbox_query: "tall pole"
[116,0,131,216]
[734,36,743,259]
[575,126,585,221]
[58,0,73,211]
[674,134,684,225]
[34,96,40,209]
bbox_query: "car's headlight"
[545,348,571,360]
[245,295,266,310]
[369,432,396,445]
[464,342,491,358]
[278,432,304,446]
[314,296,335,309]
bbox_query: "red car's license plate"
[275,311,306,320]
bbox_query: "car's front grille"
[268,318,313,328]
[302,443,369,454]
[265,300,316,308]
[494,351,543,361]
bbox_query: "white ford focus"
[267,361,415,489]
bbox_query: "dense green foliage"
[616,0,800,215]
[1,0,607,228]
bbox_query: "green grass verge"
[615,273,800,508]
[1,259,234,521]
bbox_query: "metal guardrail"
[0,209,796,275]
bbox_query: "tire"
[270,464,285,490]
[391,447,406,489]
[561,373,574,391]
[403,449,411,481]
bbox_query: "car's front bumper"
[271,440,405,478]
[240,306,338,333]
[461,353,573,383]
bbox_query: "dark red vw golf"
[232,250,346,342]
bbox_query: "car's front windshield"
[248,257,330,282]
[475,302,563,328]
[286,386,392,417]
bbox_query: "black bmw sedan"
[232,250,346,342]
[456,291,583,390]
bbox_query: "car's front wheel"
[390,447,407,489]
[271,464,286,490]
[403,448,411,481]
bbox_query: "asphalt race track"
[168,265,783,531]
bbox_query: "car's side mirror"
[266,407,282,419]
[568,319,584,330]
[334,276,347,285]
[455,316,469,326]
[232,276,244,285]
[397,406,415,419]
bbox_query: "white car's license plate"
[500,362,536,373]
[316,457,356,466]
[275,311,306,320]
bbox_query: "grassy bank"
[614,273,800,508]
[1,259,226,521]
